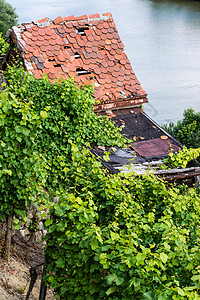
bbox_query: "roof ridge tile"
[63,15,75,21]
[53,16,64,25]
[32,18,51,28]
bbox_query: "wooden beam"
[164,170,200,181]
[154,167,200,176]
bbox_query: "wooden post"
[5,205,14,263]
[39,256,47,300]
[25,266,38,300]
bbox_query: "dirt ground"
[0,221,57,300]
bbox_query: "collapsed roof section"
[8,13,147,111]
[92,111,200,183]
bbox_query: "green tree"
[0,0,18,37]
[163,108,200,149]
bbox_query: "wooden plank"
[164,170,200,181]
[154,167,200,175]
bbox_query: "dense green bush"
[163,109,200,149]
[43,145,200,299]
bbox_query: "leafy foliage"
[0,0,18,37]
[163,109,200,149]
[43,146,200,299]
[3,63,200,299]
[0,32,9,54]
[0,88,47,223]
[163,146,200,168]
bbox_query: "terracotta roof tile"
[63,15,75,22]
[32,69,42,79]
[57,25,65,34]
[37,55,45,63]
[75,14,87,21]
[87,35,94,42]
[12,12,147,110]
[88,13,100,19]
[40,45,48,52]
[107,28,114,33]
[91,21,99,26]
[97,52,104,60]
[42,40,49,46]
[53,16,64,25]
[116,48,123,55]
[44,35,52,41]
[101,61,108,68]
[49,39,56,46]
[77,37,85,47]
[105,45,112,52]
[37,17,48,24]
[32,49,40,57]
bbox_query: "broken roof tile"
[11,12,147,110]
[37,54,45,63]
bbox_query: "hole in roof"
[55,64,61,68]
[48,58,55,62]
[64,45,70,49]
[75,25,89,36]
[76,68,92,76]
[74,52,81,59]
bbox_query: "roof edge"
[94,97,148,111]
[11,12,113,30]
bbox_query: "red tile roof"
[10,13,148,111]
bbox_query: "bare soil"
[0,221,57,300]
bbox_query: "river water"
[8,0,200,125]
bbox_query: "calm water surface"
[8,0,200,125]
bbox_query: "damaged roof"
[92,111,200,182]
[112,111,181,158]
[9,12,147,111]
